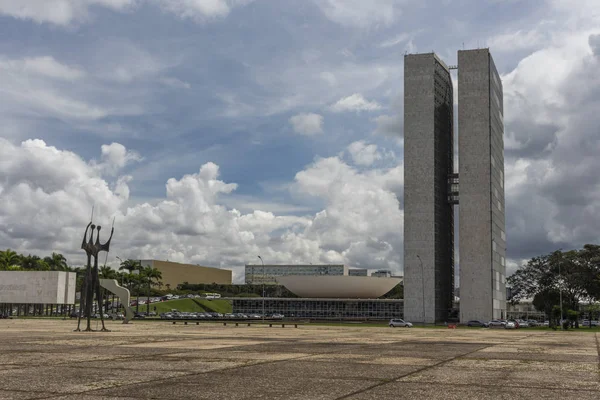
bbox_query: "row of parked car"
[159,311,284,320]
[466,319,543,328]
[467,319,600,328]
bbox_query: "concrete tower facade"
[403,53,455,324]
[458,49,506,321]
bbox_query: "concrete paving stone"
[0,365,190,394]
[1,320,599,399]
[0,390,55,400]
[399,365,600,391]
[0,352,134,366]
[445,358,600,373]
[503,369,600,391]
[344,381,600,400]
[465,351,600,363]
[210,359,421,380]
[161,350,311,361]
[93,375,376,400]
[74,357,257,372]
[398,365,510,386]
[305,353,439,366]
[44,396,148,400]
[122,338,270,349]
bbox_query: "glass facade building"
[232,298,403,320]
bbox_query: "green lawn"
[147,298,232,315]
[193,299,232,314]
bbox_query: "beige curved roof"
[276,275,401,299]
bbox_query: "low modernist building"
[276,275,401,299]
[0,271,76,305]
[139,260,231,289]
[244,264,347,284]
[233,297,403,320]
[348,268,369,276]
[232,274,404,320]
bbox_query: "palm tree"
[143,266,162,315]
[119,259,144,313]
[100,266,118,313]
[20,254,41,270]
[0,249,21,270]
[44,252,68,271]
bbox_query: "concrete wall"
[140,260,232,289]
[404,53,454,323]
[0,271,76,304]
[458,49,506,322]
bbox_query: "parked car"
[110,313,125,320]
[389,319,413,327]
[581,320,599,327]
[505,321,517,329]
[527,320,539,327]
[466,320,489,327]
[488,320,506,328]
[515,319,529,328]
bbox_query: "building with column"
[403,53,455,324]
[458,49,507,321]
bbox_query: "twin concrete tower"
[403,49,506,323]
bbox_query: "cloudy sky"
[0,0,599,282]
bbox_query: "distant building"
[245,264,347,284]
[403,48,506,324]
[403,52,455,324]
[139,260,232,289]
[458,48,507,322]
[348,268,369,276]
[233,297,403,320]
[371,270,392,278]
[0,271,76,304]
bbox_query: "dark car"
[467,320,489,327]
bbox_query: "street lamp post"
[258,255,265,322]
[559,261,563,330]
[416,255,425,325]
[116,256,124,285]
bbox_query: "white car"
[389,319,413,328]
[505,321,517,329]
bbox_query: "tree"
[99,266,118,313]
[20,254,41,270]
[0,249,21,270]
[508,249,590,317]
[532,289,561,321]
[44,252,68,271]
[143,266,162,315]
[119,259,143,313]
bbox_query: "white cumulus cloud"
[330,93,382,113]
[289,113,324,135]
[0,139,407,279]
[346,141,382,166]
[0,0,136,26]
[313,0,403,28]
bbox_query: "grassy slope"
[193,299,232,314]
[148,298,232,314]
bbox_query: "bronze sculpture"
[75,220,114,332]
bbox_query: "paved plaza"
[0,320,599,399]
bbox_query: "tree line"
[507,244,600,328]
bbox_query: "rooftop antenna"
[90,205,94,223]
[462,42,465,50]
